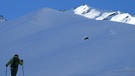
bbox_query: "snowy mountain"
[0,15,6,24]
[1,8,135,76]
[74,4,135,25]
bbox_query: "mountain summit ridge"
[73,4,135,25]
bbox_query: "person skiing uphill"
[6,54,23,76]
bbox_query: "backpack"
[10,57,20,68]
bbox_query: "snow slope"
[74,4,135,25]
[1,8,135,76]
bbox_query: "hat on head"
[14,54,19,57]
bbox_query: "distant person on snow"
[6,54,23,76]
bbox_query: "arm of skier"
[19,60,23,66]
[6,58,13,67]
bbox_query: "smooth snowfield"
[1,8,135,76]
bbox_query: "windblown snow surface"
[1,8,135,76]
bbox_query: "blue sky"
[0,0,135,20]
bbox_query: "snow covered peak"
[111,13,135,24]
[74,4,90,14]
[74,4,100,19]
[74,4,135,25]
[0,15,6,24]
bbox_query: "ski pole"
[22,65,24,76]
[5,67,7,76]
